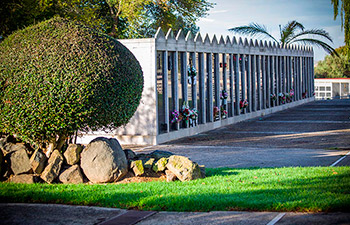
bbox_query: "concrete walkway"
[1,99,350,225]
[139,99,350,168]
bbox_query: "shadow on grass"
[1,167,350,212]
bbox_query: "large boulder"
[0,135,16,155]
[2,143,29,156]
[40,150,64,183]
[64,144,83,165]
[130,160,144,176]
[10,148,32,175]
[152,158,168,173]
[80,137,128,183]
[0,150,3,176]
[149,150,174,160]
[123,149,136,161]
[30,149,47,174]
[166,155,201,181]
[9,174,40,184]
[165,169,178,182]
[59,165,84,184]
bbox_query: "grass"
[1,166,349,212]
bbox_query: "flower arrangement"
[221,106,228,118]
[187,65,197,84]
[270,93,277,101]
[190,108,198,120]
[214,106,220,120]
[220,90,228,99]
[171,102,198,125]
[284,93,290,103]
[213,106,227,120]
[171,110,181,123]
[239,99,248,109]
[289,89,294,97]
[278,92,286,104]
[181,102,192,121]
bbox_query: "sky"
[196,0,345,64]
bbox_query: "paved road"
[139,99,350,168]
[2,99,350,225]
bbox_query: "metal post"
[241,54,246,113]
[247,54,252,112]
[190,52,197,108]
[162,51,169,133]
[198,52,206,124]
[171,51,179,130]
[206,53,213,122]
[234,54,240,115]
[261,55,266,109]
[256,55,261,110]
[251,54,257,112]
[229,54,234,117]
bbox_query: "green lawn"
[1,166,349,212]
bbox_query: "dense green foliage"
[1,167,349,212]
[0,0,213,40]
[229,21,336,55]
[0,17,143,149]
[0,0,109,40]
[332,0,350,59]
[315,46,350,78]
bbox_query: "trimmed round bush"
[0,17,143,149]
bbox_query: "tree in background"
[0,0,110,39]
[229,21,337,56]
[332,0,350,59]
[315,46,350,78]
[0,0,213,40]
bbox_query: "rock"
[9,174,40,184]
[199,165,206,178]
[130,160,144,176]
[152,157,168,173]
[2,143,29,156]
[80,137,128,183]
[0,137,7,153]
[166,155,201,181]
[143,158,155,170]
[64,144,83,165]
[123,149,136,161]
[0,150,3,176]
[149,150,173,160]
[0,135,16,153]
[165,170,178,182]
[10,148,32,175]
[30,149,47,174]
[59,165,84,184]
[40,150,64,183]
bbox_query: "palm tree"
[229,21,337,56]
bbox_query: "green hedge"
[0,17,143,148]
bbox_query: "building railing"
[78,28,315,145]
[154,28,314,134]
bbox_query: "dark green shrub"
[0,17,143,151]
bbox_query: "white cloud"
[209,10,229,14]
[200,18,216,23]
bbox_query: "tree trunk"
[108,5,119,38]
[44,134,67,158]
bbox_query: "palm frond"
[287,29,333,44]
[281,21,305,43]
[228,23,278,43]
[292,38,339,57]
